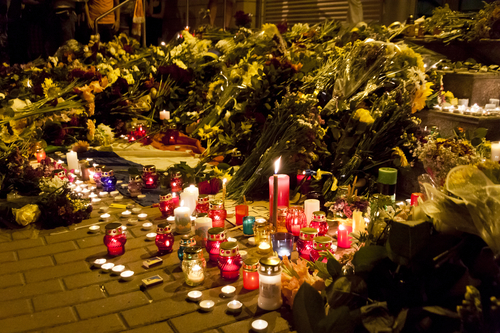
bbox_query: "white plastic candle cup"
[110,191,119,197]
[227,300,243,314]
[239,250,248,260]
[99,206,109,213]
[116,180,123,184]
[111,265,126,275]
[132,208,142,215]
[142,222,153,230]
[199,300,215,312]
[221,285,236,297]
[93,258,107,268]
[89,193,98,199]
[88,225,100,233]
[91,198,101,206]
[174,146,181,150]
[114,195,123,201]
[120,270,134,281]
[138,213,148,221]
[167,216,175,224]
[137,195,146,199]
[187,290,203,302]
[121,184,128,189]
[99,192,109,198]
[100,213,111,221]
[248,237,256,246]
[121,210,132,218]
[127,219,139,226]
[227,237,237,243]
[101,262,115,272]
[146,232,157,241]
[251,319,268,333]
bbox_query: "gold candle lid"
[156,223,172,234]
[180,234,196,246]
[299,227,318,241]
[243,258,259,271]
[208,227,226,240]
[105,222,123,236]
[209,200,224,210]
[183,246,204,260]
[198,195,209,204]
[312,211,326,221]
[312,236,333,250]
[259,256,281,275]
[219,241,239,257]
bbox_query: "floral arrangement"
[281,256,325,307]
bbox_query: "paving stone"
[0,279,63,302]
[45,228,97,244]
[53,244,108,264]
[0,251,17,263]
[0,273,24,289]
[170,299,250,333]
[0,233,12,243]
[103,268,173,296]
[18,240,77,260]
[0,238,44,252]
[76,231,139,249]
[76,290,150,319]
[0,306,75,332]
[123,321,174,333]
[121,298,199,328]
[11,226,38,240]
[220,312,292,333]
[43,314,125,333]
[63,270,119,290]
[33,285,105,312]
[25,261,90,283]
[0,299,32,319]
[0,255,53,275]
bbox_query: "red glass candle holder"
[159,193,174,217]
[218,241,242,280]
[195,195,210,215]
[337,221,353,248]
[309,211,328,236]
[104,222,127,256]
[35,148,46,163]
[142,165,158,189]
[309,236,334,263]
[170,172,183,192]
[235,204,248,226]
[208,200,226,228]
[206,227,227,263]
[286,206,307,237]
[297,227,318,259]
[242,258,260,290]
[171,192,180,208]
[155,223,174,253]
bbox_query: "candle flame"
[274,157,281,174]
[339,224,345,231]
[172,192,177,198]
[302,170,306,175]
[223,178,227,185]
[189,184,195,188]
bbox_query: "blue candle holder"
[242,216,255,235]
[271,232,294,259]
[178,234,196,262]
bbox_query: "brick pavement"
[0,197,295,333]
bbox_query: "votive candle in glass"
[271,232,294,259]
[410,192,424,206]
[103,222,127,256]
[309,211,328,236]
[178,234,196,262]
[309,236,334,263]
[195,195,210,215]
[194,215,212,247]
[206,227,227,263]
[217,241,242,280]
[242,257,259,290]
[142,165,158,189]
[155,223,174,254]
[276,206,288,233]
[128,174,142,197]
[170,171,183,192]
[101,169,117,192]
[235,204,249,226]
[182,246,206,286]
[208,200,226,228]
[297,227,318,259]
[337,220,353,248]
[159,193,174,217]
[253,218,271,246]
[93,165,105,188]
[258,256,282,311]
[243,216,255,235]
[286,206,307,237]
[174,202,191,235]
[35,147,46,163]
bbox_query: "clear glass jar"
[309,211,328,236]
[276,206,288,233]
[142,165,158,189]
[297,227,318,260]
[286,206,307,237]
[170,171,183,193]
[182,246,206,286]
[178,234,196,261]
[253,218,271,246]
[208,200,226,228]
[258,256,282,311]
[206,227,227,263]
[155,223,174,254]
[243,258,260,290]
[103,222,127,256]
[217,241,242,280]
[309,236,335,263]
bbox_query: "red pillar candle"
[411,193,424,206]
[206,227,227,263]
[242,258,260,290]
[103,223,127,256]
[337,221,353,249]
[155,223,174,253]
[208,200,226,228]
[286,206,307,237]
[159,193,174,217]
[309,211,328,236]
[296,171,311,194]
[269,174,290,221]
[309,236,335,263]
[297,227,318,259]
[235,204,249,226]
[218,241,242,280]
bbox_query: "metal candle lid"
[259,256,281,275]
[299,227,318,241]
[312,236,333,250]
[183,246,204,260]
[172,171,182,178]
[180,234,196,246]
[95,165,105,172]
[243,258,259,272]
[143,165,156,173]
[130,174,142,181]
[208,227,226,240]
[209,200,224,210]
[105,222,123,236]
[156,223,172,234]
[219,241,239,257]
[102,169,114,177]
[312,211,326,221]
[198,195,209,204]
[159,193,172,201]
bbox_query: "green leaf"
[293,283,326,333]
[327,257,342,280]
[318,305,358,333]
[386,219,431,266]
[352,245,387,273]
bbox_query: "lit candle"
[142,222,153,230]
[337,222,353,248]
[304,199,320,226]
[160,110,170,120]
[81,189,90,199]
[121,210,132,218]
[100,213,111,221]
[352,211,364,233]
[187,264,205,283]
[269,158,289,223]
[120,270,134,281]
[174,201,191,234]
[114,195,123,201]
[258,242,272,254]
[180,185,198,215]
[221,285,236,297]
[66,151,79,172]
[492,142,500,162]
[138,213,148,221]
[222,178,227,207]
[99,191,108,198]
[194,216,212,246]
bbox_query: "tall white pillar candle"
[180,185,198,215]
[492,142,500,162]
[304,199,320,226]
[66,151,79,172]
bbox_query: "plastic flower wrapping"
[281,256,325,307]
[12,204,41,226]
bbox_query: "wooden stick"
[243,195,247,206]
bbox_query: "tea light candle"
[121,210,132,218]
[99,206,109,213]
[100,213,111,221]
[91,198,101,206]
[89,193,98,199]
[167,216,175,224]
[239,250,248,260]
[120,270,134,281]
[258,242,272,254]
[138,213,148,221]
[248,237,256,246]
[93,258,107,268]
[127,218,139,226]
[114,195,123,201]
[137,194,146,200]
[99,191,109,198]
[252,319,268,333]
[187,290,202,302]
[160,110,170,120]
[111,265,125,275]
[110,191,119,197]
[227,237,237,243]
[221,285,236,297]
[227,300,243,314]
[88,225,100,233]
[81,189,91,199]
[142,222,153,230]
[132,208,142,214]
[121,183,128,189]
[146,232,157,241]
[101,262,115,272]
[199,300,215,312]
[175,146,180,150]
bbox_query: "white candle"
[81,189,90,199]
[187,264,205,283]
[110,191,119,197]
[93,258,107,268]
[89,225,100,233]
[66,151,79,171]
[114,195,123,201]
[352,210,364,233]
[492,142,500,162]
[146,232,157,241]
[180,185,198,215]
[199,300,214,312]
[174,201,191,234]
[111,265,125,275]
[304,199,320,226]
[227,300,242,313]
[121,210,132,218]
[142,222,153,230]
[221,285,236,297]
[252,319,268,332]
[120,270,134,281]
[187,290,202,302]
[222,178,227,207]
[100,213,110,221]
[160,110,170,120]
[99,191,109,198]
[138,213,148,221]
[101,263,115,272]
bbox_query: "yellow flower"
[42,78,60,99]
[87,119,95,141]
[353,108,375,124]
[313,169,332,181]
[412,82,433,114]
[392,147,409,167]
